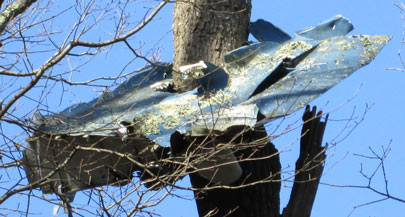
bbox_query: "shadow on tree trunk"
[190,106,328,217]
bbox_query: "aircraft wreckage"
[23,15,390,202]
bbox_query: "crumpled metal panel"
[224,36,319,104]
[178,61,229,93]
[245,35,391,118]
[195,62,229,93]
[35,63,173,137]
[249,15,353,42]
[295,15,354,40]
[191,104,259,136]
[24,15,390,195]
[28,13,390,165]
[34,15,388,146]
[249,19,291,43]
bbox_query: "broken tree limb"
[282,105,328,217]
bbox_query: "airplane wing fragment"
[23,15,390,201]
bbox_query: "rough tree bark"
[172,1,328,217]
[173,1,281,216]
[172,0,251,90]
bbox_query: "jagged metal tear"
[23,15,390,196]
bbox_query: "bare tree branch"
[0,0,37,35]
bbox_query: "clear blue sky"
[2,0,404,216]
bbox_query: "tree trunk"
[189,127,281,217]
[172,1,328,217]
[173,1,281,217]
[172,0,251,90]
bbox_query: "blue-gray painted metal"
[296,15,354,40]
[224,36,320,105]
[249,19,291,43]
[36,63,174,136]
[245,35,390,117]
[33,15,390,149]
[196,62,229,94]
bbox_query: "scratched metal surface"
[244,35,391,118]
[33,15,390,148]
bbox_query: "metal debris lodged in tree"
[23,15,390,201]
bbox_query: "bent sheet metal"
[23,15,390,200]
